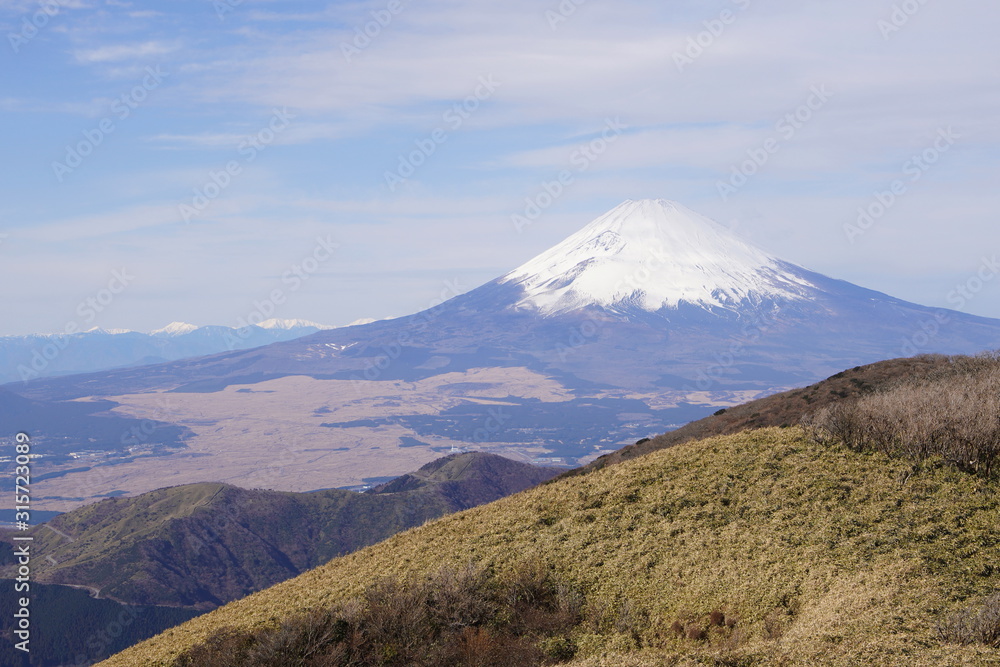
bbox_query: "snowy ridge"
[150,320,333,336]
[85,327,134,335]
[256,318,334,331]
[500,199,816,315]
[151,322,199,337]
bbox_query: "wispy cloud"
[73,40,179,63]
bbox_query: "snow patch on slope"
[500,199,815,315]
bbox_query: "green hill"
[98,425,1000,666]
[4,452,558,610]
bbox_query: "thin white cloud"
[16,204,182,241]
[74,40,179,63]
[147,122,348,149]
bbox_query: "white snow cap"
[84,327,134,335]
[256,318,333,330]
[501,199,815,314]
[151,322,198,336]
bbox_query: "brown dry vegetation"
[568,354,980,477]
[169,563,584,666]
[100,427,1000,667]
[804,354,1000,478]
[940,591,1000,649]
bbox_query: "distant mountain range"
[1,318,337,384]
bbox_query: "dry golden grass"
[99,428,1000,666]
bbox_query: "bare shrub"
[804,355,1000,478]
[939,591,1000,648]
[171,563,583,667]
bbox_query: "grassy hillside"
[4,453,557,609]
[100,427,1000,666]
[570,354,985,476]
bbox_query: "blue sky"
[1,0,998,336]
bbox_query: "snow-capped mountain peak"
[84,327,134,335]
[256,318,333,331]
[151,322,199,337]
[500,199,815,315]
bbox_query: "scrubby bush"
[172,562,582,666]
[939,591,1000,648]
[804,353,1000,478]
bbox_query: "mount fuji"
[502,199,815,315]
[9,199,1000,508]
